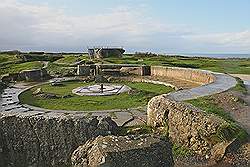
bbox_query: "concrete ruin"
[0,62,239,166]
[88,47,125,59]
[77,64,151,76]
[1,69,48,82]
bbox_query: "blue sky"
[0,0,250,53]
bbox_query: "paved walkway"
[0,72,237,126]
[168,72,237,101]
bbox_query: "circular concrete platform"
[72,84,131,96]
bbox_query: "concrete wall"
[89,48,125,59]
[120,66,151,76]
[0,112,117,167]
[147,95,228,156]
[1,69,48,82]
[151,66,215,84]
[77,65,91,76]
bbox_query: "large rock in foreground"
[71,135,174,167]
[0,112,117,167]
[147,95,228,156]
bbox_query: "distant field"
[0,54,249,76]
[19,81,174,111]
[104,55,250,74]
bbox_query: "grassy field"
[0,54,22,64]
[19,81,174,111]
[0,61,43,76]
[0,53,44,76]
[54,54,89,65]
[104,55,250,74]
[1,54,249,76]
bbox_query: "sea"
[169,53,250,59]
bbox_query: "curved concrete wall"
[151,66,216,85]
[147,68,238,157]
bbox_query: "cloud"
[0,0,249,53]
[183,30,250,52]
[0,0,177,51]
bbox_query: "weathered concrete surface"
[1,69,48,82]
[147,95,228,156]
[151,66,215,85]
[71,135,174,167]
[0,112,117,167]
[120,65,151,76]
[167,72,237,101]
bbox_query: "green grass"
[55,55,88,65]
[46,62,75,77]
[1,54,249,75]
[231,77,248,94]
[19,81,174,111]
[0,61,43,76]
[187,97,248,142]
[103,55,250,74]
[172,143,193,158]
[0,54,22,64]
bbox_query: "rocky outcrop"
[71,135,174,167]
[0,112,118,167]
[147,95,228,156]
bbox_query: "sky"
[0,0,250,53]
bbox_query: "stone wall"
[151,66,215,84]
[0,112,117,167]
[147,95,228,156]
[120,65,151,76]
[77,65,91,76]
[1,69,48,82]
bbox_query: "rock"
[210,139,237,162]
[0,113,118,167]
[97,117,118,135]
[51,82,64,86]
[32,87,43,95]
[147,95,228,156]
[62,94,73,99]
[71,135,174,167]
[37,93,60,99]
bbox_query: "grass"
[187,96,248,142]
[55,54,88,65]
[19,81,174,111]
[231,77,248,94]
[46,62,76,77]
[103,55,250,74]
[172,143,193,158]
[1,54,249,75]
[0,61,43,76]
[0,54,22,65]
